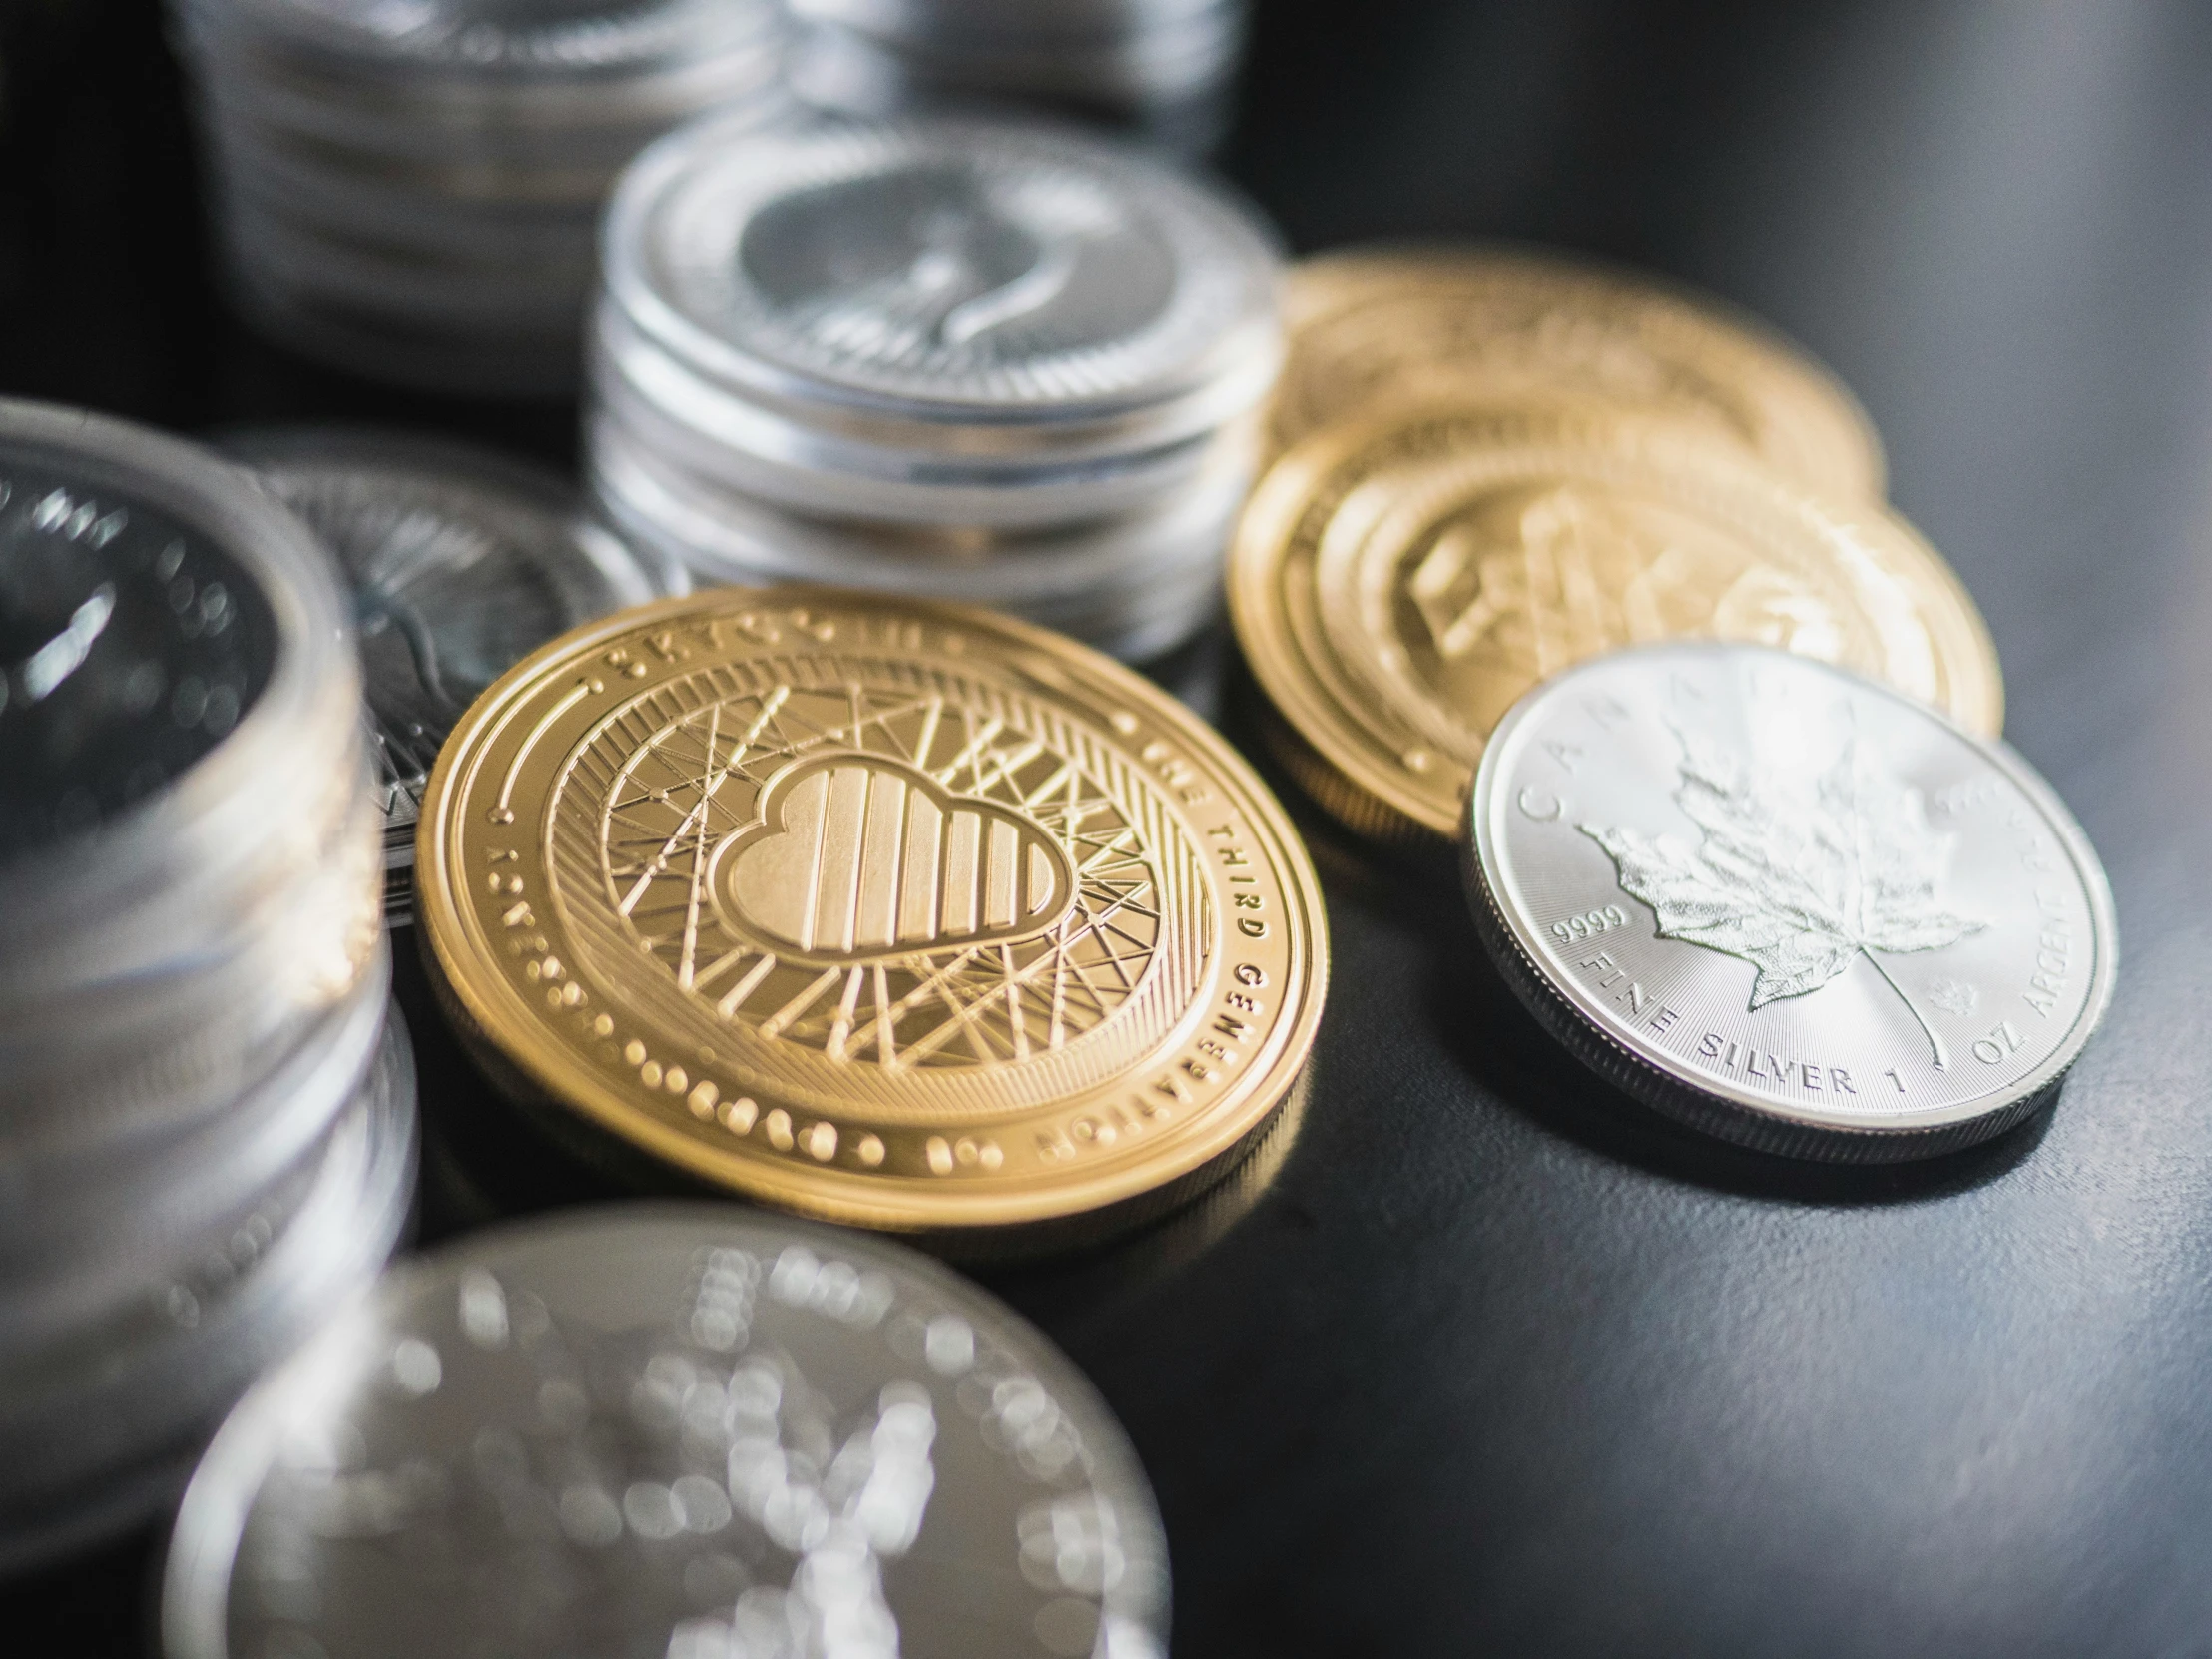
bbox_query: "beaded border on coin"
[416,587,1328,1245]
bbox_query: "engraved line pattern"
[597,676,1163,1072]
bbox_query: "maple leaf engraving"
[1580,724,1984,1066]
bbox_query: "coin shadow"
[974,1065,1314,1326]
[1416,891,2054,1207]
[1215,658,1456,897]
[393,926,1317,1285]
[392,941,620,1244]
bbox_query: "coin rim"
[1313,425,2003,767]
[159,1199,1170,1659]
[1271,244,1888,498]
[416,586,1330,1232]
[1460,640,2117,1160]
[1229,398,2002,840]
[605,114,1284,423]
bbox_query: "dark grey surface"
[5,1,2210,1654]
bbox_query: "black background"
[7,2,2212,1654]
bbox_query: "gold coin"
[1269,247,1887,500]
[416,587,1328,1242]
[1228,400,2001,839]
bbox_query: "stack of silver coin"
[166,1207,1170,1659]
[221,428,672,925]
[169,0,793,396]
[0,399,416,1570]
[786,0,1248,154]
[588,114,1283,661]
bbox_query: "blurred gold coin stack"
[1228,246,2005,840]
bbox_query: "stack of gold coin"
[1228,245,2005,840]
[415,586,1328,1251]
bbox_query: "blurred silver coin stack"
[167,1206,1170,1659]
[589,114,1283,661]
[0,399,416,1570]
[786,0,1248,155]
[222,428,671,924]
[169,0,792,397]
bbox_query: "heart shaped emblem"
[712,753,1078,966]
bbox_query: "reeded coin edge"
[1459,643,2117,1163]
[417,588,1331,1234]
[1244,692,1437,844]
[1227,402,1512,839]
[417,932,1310,1258]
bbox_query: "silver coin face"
[1464,643,2117,1159]
[616,117,1279,414]
[0,453,279,862]
[231,433,659,846]
[165,1206,1168,1659]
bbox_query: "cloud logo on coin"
[711,753,1078,967]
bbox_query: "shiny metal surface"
[0,1001,418,1576]
[0,400,378,1135]
[604,115,1280,431]
[164,1206,1168,1659]
[225,429,664,921]
[414,591,1325,1240]
[203,0,780,80]
[589,298,1256,527]
[588,114,1277,657]
[784,0,1246,153]
[17,2,2212,1653]
[170,0,790,395]
[1464,644,2115,1159]
[0,452,275,860]
[587,400,1242,660]
[0,952,393,1344]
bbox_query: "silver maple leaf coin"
[1462,642,2117,1161]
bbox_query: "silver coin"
[588,397,1238,660]
[172,0,791,398]
[0,399,375,1127]
[227,430,666,921]
[0,999,417,1575]
[0,435,278,860]
[590,296,1247,526]
[165,1205,1169,1659]
[190,0,781,79]
[606,115,1280,427]
[190,44,794,186]
[1462,643,2118,1161]
[0,945,391,1333]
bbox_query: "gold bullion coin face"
[417,589,1329,1237]
[1269,247,1888,500]
[1228,400,2001,839]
